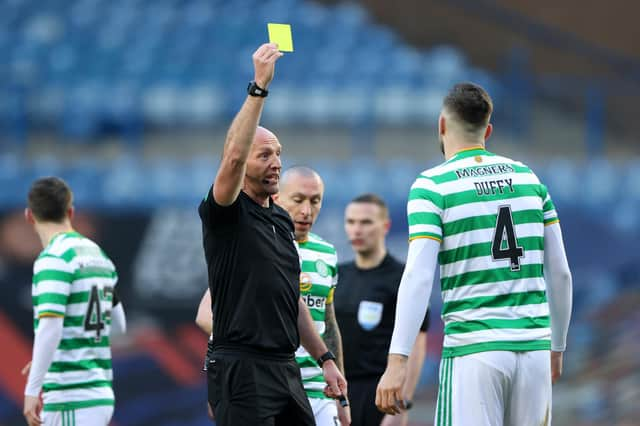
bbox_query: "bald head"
[253,126,278,145]
[280,166,323,191]
[275,166,324,241]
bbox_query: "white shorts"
[435,350,551,426]
[42,406,114,426]
[309,397,338,426]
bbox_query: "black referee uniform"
[334,254,429,426]
[199,189,314,426]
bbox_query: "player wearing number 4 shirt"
[23,177,126,426]
[376,83,572,426]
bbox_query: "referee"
[334,194,428,426]
[199,43,346,426]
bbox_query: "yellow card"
[268,23,294,52]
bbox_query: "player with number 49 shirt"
[23,177,126,426]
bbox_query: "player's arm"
[298,298,330,360]
[25,256,73,392]
[376,238,440,415]
[401,307,429,404]
[543,221,573,383]
[378,177,443,414]
[323,294,344,373]
[24,254,73,425]
[402,331,427,402]
[213,43,282,206]
[24,316,64,425]
[25,317,64,397]
[195,288,213,335]
[325,303,351,426]
[298,298,347,399]
[379,331,427,425]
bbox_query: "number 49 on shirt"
[84,285,113,342]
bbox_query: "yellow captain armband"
[408,235,442,243]
[326,287,335,305]
[38,312,64,318]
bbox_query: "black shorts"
[207,351,314,426]
[348,376,384,426]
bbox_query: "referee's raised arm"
[213,43,283,206]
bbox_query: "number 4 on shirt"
[491,205,524,271]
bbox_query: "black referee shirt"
[334,254,429,380]
[198,188,300,355]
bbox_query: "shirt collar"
[447,146,489,163]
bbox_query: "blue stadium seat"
[0,0,504,136]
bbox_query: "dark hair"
[443,82,493,132]
[27,177,73,223]
[349,193,389,218]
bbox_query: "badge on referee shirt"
[358,300,383,331]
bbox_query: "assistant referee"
[199,43,346,426]
[334,194,428,426]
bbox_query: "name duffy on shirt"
[474,178,515,196]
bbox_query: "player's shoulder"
[42,231,87,256]
[301,233,337,260]
[408,165,449,207]
[415,160,449,182]
[307,232,333,246]
[44,232,108,264]
[487,153,539,175]
[411,158,464,191]
[36,232,91,273]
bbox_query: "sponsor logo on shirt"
[302,293,326,309]
[300,273,312,292]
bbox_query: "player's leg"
[434,352,516,426]
[506,350,552,426]
[309,398,339,426]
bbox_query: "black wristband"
[247,80,268,97]
[404,400,413,410]
[316,350,336,368]
[338,395,349,407]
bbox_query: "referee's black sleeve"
[198,185,240,227]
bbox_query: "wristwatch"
[247,80,268,97]
[404,400,414,410]
[316,350,336,368]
